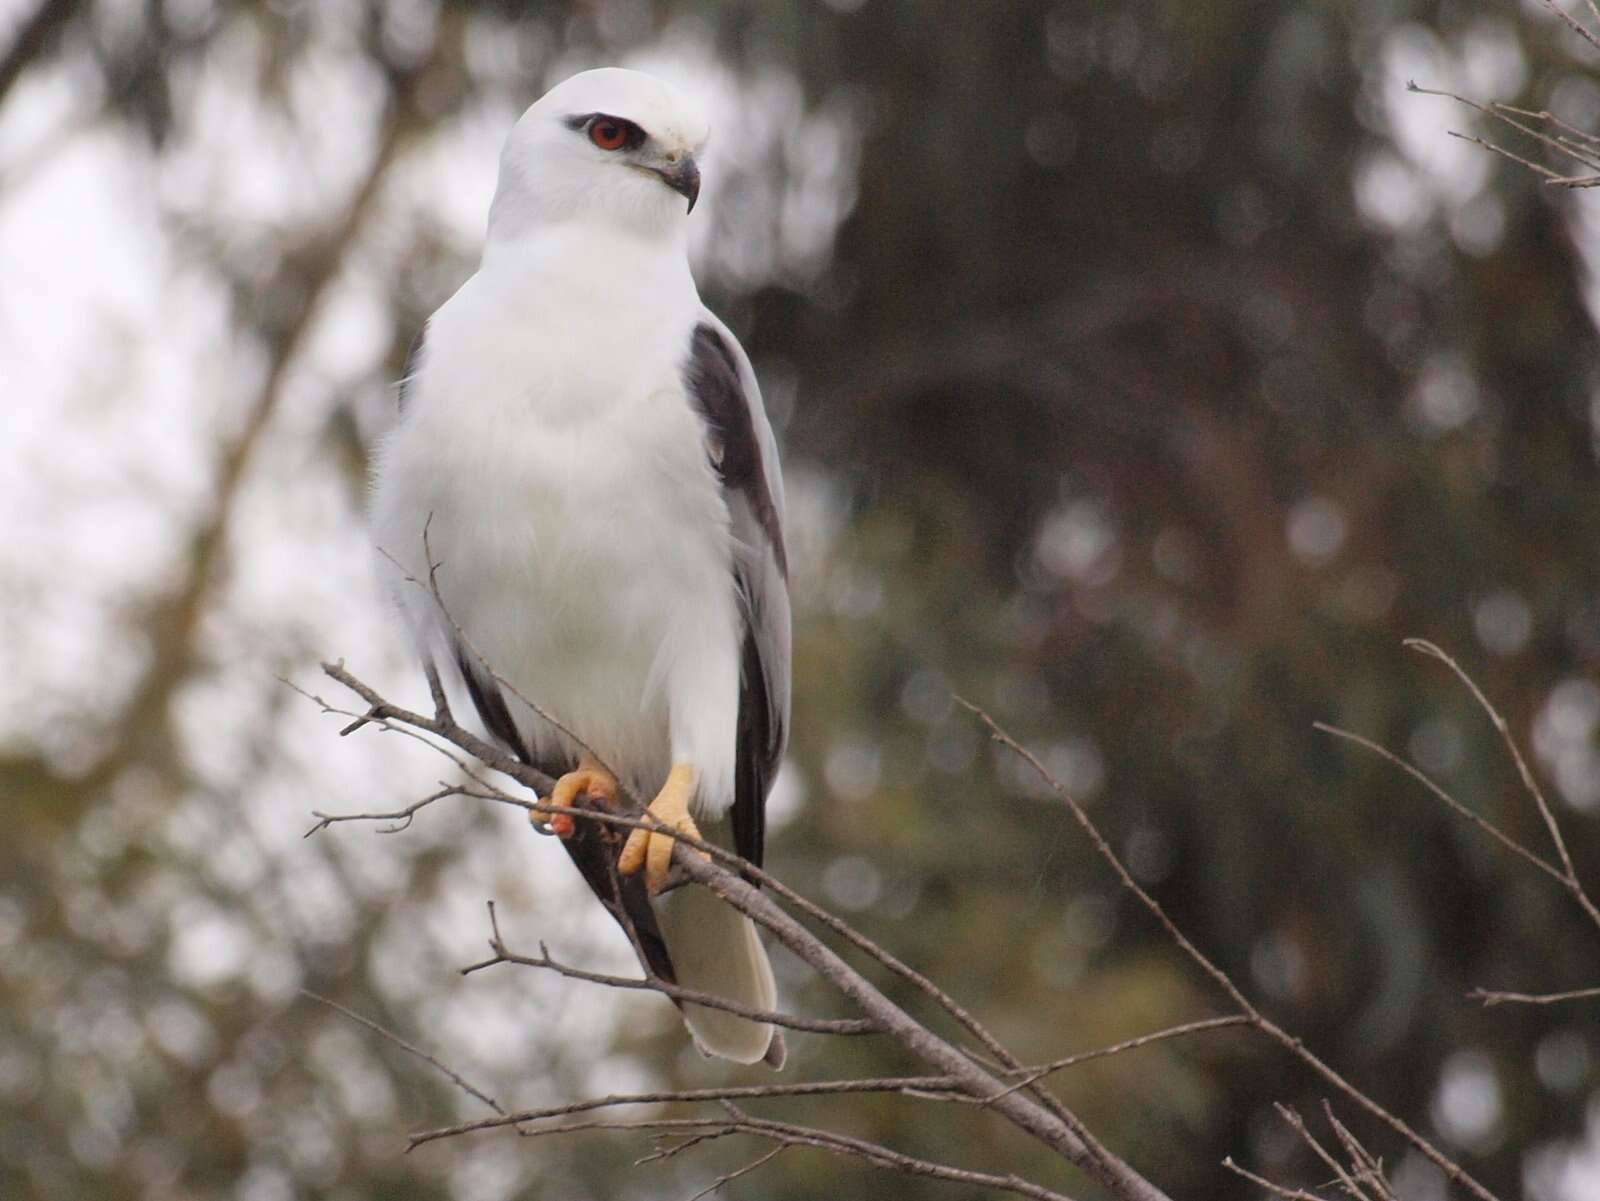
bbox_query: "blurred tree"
[2,1,1599,1199]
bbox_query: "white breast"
[369,235,741,807]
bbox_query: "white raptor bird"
[371,68,790,1066]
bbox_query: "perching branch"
[307,657,1186,1201]
[305,630,1555,1201]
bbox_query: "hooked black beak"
[653,156,701,213]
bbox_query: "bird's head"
[487,68,709,242]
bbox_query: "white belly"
[370,274,739,807]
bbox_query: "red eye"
[590,119,628,151]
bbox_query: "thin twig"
[1404,638,1600,933]
[303,782,493,837]
[1323,1103,1396,1201]
[983,1016,1250,1102]
[961,699,1500,1201]
[1312,722,1564,883]
[683,1145,787,1201]
[379,531,622,798]
[1470,984,1600,1007]
[1222,1157,1326,1201]
[1273,1104,1375,1201]
[406,1014,1250,1146]
[1409,79,1600,187]
[301,990,506,1115]
[465,900,879,1037]
[426,1109,1081,1201]
[1542,0,1600,59]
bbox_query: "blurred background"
[4,1,1600,1198]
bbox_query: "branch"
[462,900,880,1038]
[304,782,500,837]
[1312,722,1565,885]
[1470,984,1600,1007]
[301,990,507,1116]
[960,700,1501,1201]
[1404,638,1600,933]
[408,1016,1247,1148]
[447,1105,1081,1201]
[682,1145,787,1200]
[305,663,1172,1201]
[1541,0,1600,60]
[1408,0,1600,192]
[668,853,1170,1201]
[1226,1103,1396,1201]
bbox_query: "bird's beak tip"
[655,157,701,215]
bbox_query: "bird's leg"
[538,753,617,839]
[618,762,706,894]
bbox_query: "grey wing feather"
[684,315,792,872]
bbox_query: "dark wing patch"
[685,324,789,879]
[455,646,524,757]
[730,622,771,870]
[451,647,676,986]
[685,324,788,578]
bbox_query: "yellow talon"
[619,762,707,893]
[538,754,617,838]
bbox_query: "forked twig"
[1404,638,1600,932]
[960,699,1500,1201]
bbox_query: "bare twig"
[1323,1103,1395,1201]
[1272,1104,1381,1201]
[1222,1102,1397,1201]
[318,660,558,797]
[431,1108,1081,1201]
[984,1016,1249,1102]
[1409,80,1600,187]
[1221,1157,1326,1201]
[462,900,880,1037]
[408,1014,1246,1149]
[1470,984,1600,1007]
[683,1145,787,1201]
[1312,722,1565,882]
[1542,0,1600,59]
[960,699,1500,1201]
[301,990,507,1115]
[1404,638,1600,933]
[303,782,496,837]
[378,531,619,794]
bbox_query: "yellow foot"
[537,755,617,839]
[618,762,707,893]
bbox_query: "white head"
[486,68,709,244]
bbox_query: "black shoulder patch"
[684,324,788,578]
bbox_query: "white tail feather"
[655,883,780,1066]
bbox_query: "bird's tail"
[655,881,784,1067]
